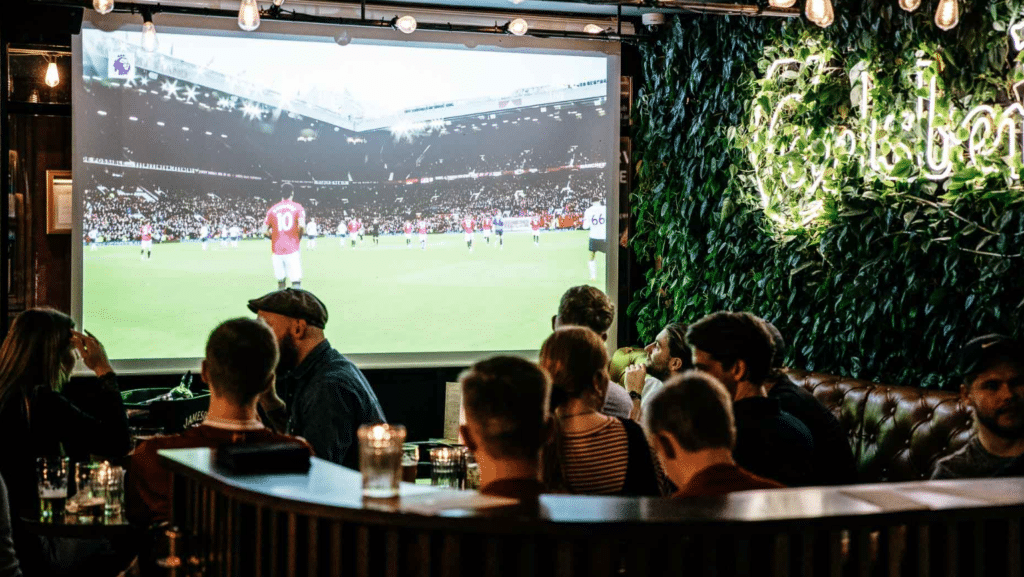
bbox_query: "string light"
[394,15,417,34]
[238,0,261,32]
[935,0,959,30]
[768,0,797,7]
[273,0,285,5]
[584,24,604,34]
[898,0,921,11]
[507,18,529,36]
[141,10,158,52]
[45,60,60,88]
[92,0,114,14]
[805,0,834,27]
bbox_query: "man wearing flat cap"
[249,288,387,469]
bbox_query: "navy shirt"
[277,340,386,469]
[733,397,815,488]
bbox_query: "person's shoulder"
[929,438,976,479]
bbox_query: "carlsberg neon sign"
[747,38,1024,231]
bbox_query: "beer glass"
[36,456,69,521]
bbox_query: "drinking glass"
[36,456,69,521]
[430,447,458,488]
[463,452,481,491]
[102,465,125,516]
[68,462,106,521]
[401,444,419,483]
[357,424,406,499]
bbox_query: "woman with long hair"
[0,308,130,574]
[539,326,662,496]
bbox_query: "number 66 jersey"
[582,201,607,241]
[265,198,306,256]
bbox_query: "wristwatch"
[628,391,642,401]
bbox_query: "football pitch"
[83,230,607,360]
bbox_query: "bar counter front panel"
[160,448,1024,577]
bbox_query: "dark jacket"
[768,375,858,485]
[275,340,386,469]
[733,396,815,488]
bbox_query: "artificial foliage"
[629,0,1024,388]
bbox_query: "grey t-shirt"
[930,436,1017,480]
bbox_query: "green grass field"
[83,230,606,359]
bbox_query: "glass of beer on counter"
[36,456,69,521]
[358,424,407,499]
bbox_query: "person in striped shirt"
[538,327,662,496]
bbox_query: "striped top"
[561,417,630,495]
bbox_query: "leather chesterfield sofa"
[786,370,975,483]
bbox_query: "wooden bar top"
[158,448,1024,531]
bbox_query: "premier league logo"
[107,51,135,80]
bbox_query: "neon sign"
[746,33,1024,232]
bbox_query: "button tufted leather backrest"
[785,370,974,483]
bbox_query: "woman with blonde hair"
[0,308,130,574]
[539,326,661,496]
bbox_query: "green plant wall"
[630,1,1024,388]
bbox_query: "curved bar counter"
[159,448,1024,577]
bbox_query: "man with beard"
[250,288,386,468]
[931,335,1024,479]
[623,322,691,421]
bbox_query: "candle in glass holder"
[357,424,406,499]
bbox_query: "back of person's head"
[0,308,75,408]
[686,311,774,387]
[539,326,608,407]
[555,286,614,338]
[281,182,294,200]
[645,371,736,452]
[959,334,1024,387]
[761,320,787,370]
[203,318,279,405]
[460,356,551,460]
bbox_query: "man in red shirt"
[264,183,305,290]
[462,215,476,251]
[481,215,492,245]
[644,371,784,498]
[127,318,312,528]
[403,220,413,248]
[531,215,541,246]
[140,221,154,260]
[347,218,359,248]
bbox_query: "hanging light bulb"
[768,0,797,7]
[44,61,60,88]
[583,24,604,34]
[805,0,834,27]
[898,0,921,12]
[934,0,959,30]
[394,15,417,34]
[272,0,284,5]
[92,0,114,15]
[238,0,261,32]
[141,11,158,52]
[507,18,529,36]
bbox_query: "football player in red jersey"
[403,220,413,248]
[263,183,306,290]
[531,215,541,246]
[347,217,359,248]
[481,215,492,245]
[140,221,154,260]
[462,215,476,251]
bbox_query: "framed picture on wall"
[46,170,72,234]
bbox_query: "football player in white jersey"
[582,199,607,281]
